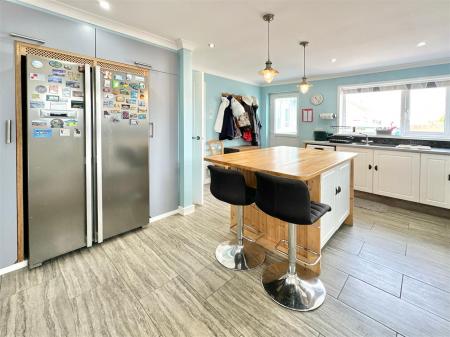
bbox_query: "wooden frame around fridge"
[14,41,149,262]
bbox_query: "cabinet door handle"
[338,186,342,194]
[368,164,372,170]
[5,120,12,144]
[374,165,378,171]
[335,187,339,195]
[448,174,450,181]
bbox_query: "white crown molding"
[194,66,260,86]
[176,38,196,51]
[10,0,178,50]
[261,57,450,87]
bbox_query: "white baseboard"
[204,177,211,185]
[149,208,180,223]
[178,204,195,216]
[0,260,28,276]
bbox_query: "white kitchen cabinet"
[320,162,351,247]
[373,150,420,202]
[337,146,374,193]
[420,154,450,209]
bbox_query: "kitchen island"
[205,146,357,273]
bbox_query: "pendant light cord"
[267,20,270,62]
[303,44,306,77]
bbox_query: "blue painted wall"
[260,63,450,146]
[204,73,262,147]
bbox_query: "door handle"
[368,164,372,170]
[192,136,200,140]
[5,120,12,144]
[374,165,378,171]
[149,122,154,138]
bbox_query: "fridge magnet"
[31,93,41,100]
[103,87,111,93]
[71,101,84,109]
[112,114,121,123]
[129,83,140,90]
[114,74,124,81]
[116,96,125,103]
[103,110,110,117]
[31,60,43,69]
[49,60,62,68]
[103,100,113,108]
[30,101,45,109]
[72,91,84,98]
[60,129,70,137]
[50,119,64,128]
[48,85,59,94]
[138,114,146,120]
[130,106,137,111]
[46,94,59,102]
[104,80,111,88]
[130,113,138,119]
[50,102,67,110]
[31,120,48,127]
[73,128,81,137]
[126,74,132,81]
[122,111,129,119]
[135,75,144,82]
[103,70,112,79]
[130,119,139,126]
[126,98,136,105]
[64,65,72,70]
[48,76,62,84]
[66,81,80,89]
[112,80,120,89]
[138,100,146,107]
[65,119,78,127]
[138,108,147,113]
[32,128,52,138]
[52,69,66,76]
[302,108,314,122]
[139,93,145,99]
[112,89,120,95]
[62,88,71,97]
[35,85,47,93]
[120,89,130,96]
[130,91,138,99]
[67,71,80,81]
[121,104,131,110]
[30,73,45,81]
[78,65,85,73]
[104,94,114,99]
[121,82,129,89]
[139,83,145,89]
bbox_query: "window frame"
[338,75,450,140]
[270,92,299,137]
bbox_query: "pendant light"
[298,41,312,94]
[259,14,278,84]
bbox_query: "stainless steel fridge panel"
[27,55,87,266]
[96,67,149,241]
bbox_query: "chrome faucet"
[359,133,370,145]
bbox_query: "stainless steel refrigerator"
[25,54,149,267]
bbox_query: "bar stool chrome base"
[215,240,265,271]
[261,262,326,311]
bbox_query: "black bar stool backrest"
[255,172,313,224]
[208,165,255,206]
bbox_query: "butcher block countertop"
[205,146,357,181]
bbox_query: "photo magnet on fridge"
[31,60,43,69]
[126,74,132,81]
[120,89,130,96]
[112,80,120,88]
[130,119,139,126]
[31,93,41,100]
[73,128,81,137]
[138,114,146,120]
[48,85,59,94]
[31,120,48,127]
[103,70,112,79]
[121,104,131,110]
[129,83,140,90]
[71,101,84,109]
[52,69,66,76]
[122,111,129,119]
[50,119,64,128]
[48,76,63,84]
[64,65,72,70]
[116,96,125,103]
[35,85,47,93]
[66,81,80,89]
[135,75,145,82]
[46,94,59,102]
[32,128,52,138]
[30,73,45,81]
[30,101,45,109]
[49,60,63,68]
[130,91,138,99]
[62,88,71,97]
[72,91,84,98]
[65,119,78,127]
[114,74,124,81]
[104,80,111,88]
[60,129,70,137]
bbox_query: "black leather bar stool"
[208,165,265,270]
[255,172,331,311]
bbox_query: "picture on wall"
[302,108,313,122]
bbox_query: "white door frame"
[192,71,205,205]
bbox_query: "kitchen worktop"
[304,140,450,155]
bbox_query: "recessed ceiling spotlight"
[331,58,337,63]
[208,43,215,48]
[417,41,426,47]
[99,0,110,10]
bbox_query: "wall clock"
[310,94,324,106]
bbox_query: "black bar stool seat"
[208,165,265,270]
[255,171,331,311]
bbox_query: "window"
[272,94,298,135]
[339,78,450,138]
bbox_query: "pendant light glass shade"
[298,41,312,94]
[259,14,278,83]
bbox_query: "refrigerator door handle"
[85,64,93,247]
[150,122,154,138]
[5,120,12,144]
[95,65,104,243]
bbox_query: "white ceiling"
[31,0,450,84]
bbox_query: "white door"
[420,154,450,209]
[192,71,205,205]
[335,162,351,225]
[373,150,420,202]
[269,93,299,147]
[320,168,337,247]
[337,147,374,193]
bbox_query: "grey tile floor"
[1,189,450,337]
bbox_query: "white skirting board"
[0,260,28,276]
[178,204,195,216]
